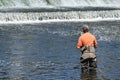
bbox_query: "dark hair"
[82,25,89,33]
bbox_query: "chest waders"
[80,46,97,70]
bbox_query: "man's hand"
[77,46,80,49]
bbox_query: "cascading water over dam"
[0,0,120,23]
[0,0,120,7]
[1,10,120,22]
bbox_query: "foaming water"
[1,17,120,25]
[0,21,120,80]
[0,0,120,8]
[1,10,120,22]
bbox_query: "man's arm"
[77,37,82,49]
[94,38,98,48]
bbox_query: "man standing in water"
[77,25,98,71]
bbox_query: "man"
[77,25,98,70]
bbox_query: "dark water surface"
[0,21,120,80]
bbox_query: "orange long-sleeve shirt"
[77,32,98,48]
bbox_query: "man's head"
[82,25,89,33]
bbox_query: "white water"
[0,10,120,23]
[0,18,120,25]
[0,1,120,25]
[0,0,120,7]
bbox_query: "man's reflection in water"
[81,69,97,80]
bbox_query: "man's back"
[77,32,97,48]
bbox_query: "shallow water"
[0,21,120,80]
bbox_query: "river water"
[0,21,120,80]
